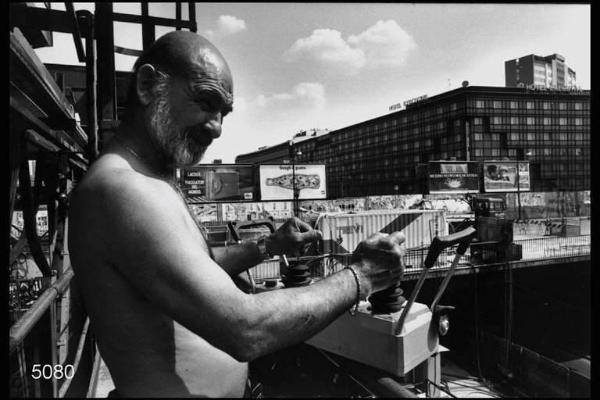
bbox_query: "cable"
[425,379,457,398]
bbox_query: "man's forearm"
[211,241,264,276]
[238,267,358,360]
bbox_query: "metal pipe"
[86,346,102,398]
[9,269,74,354]
[58,317,91,397]
[430,252,465,312]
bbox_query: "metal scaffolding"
[8,3,197,397]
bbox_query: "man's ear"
[136,64,160,106]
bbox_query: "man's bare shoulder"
[76,156,169,200]
[69,155,185,237]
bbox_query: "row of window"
[472,132,588,142]
[473,100,586,110]
[484,116,587,126]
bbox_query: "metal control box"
[306,301,439,377]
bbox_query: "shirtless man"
[68,31,405,397]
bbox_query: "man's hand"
[350,232,406,298]
[266,217,322,257]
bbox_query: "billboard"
[483,161,530,193]
[426,162,480,194]
[259,164,327,201]
[178,164,258,203]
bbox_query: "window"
[543,133,551,141]
[474,117,483,125]
[510,133,519,141]
[493,100,502,109]
[526,117,535,125]
[526,101,534,110]
[543,102,550,110]
[559,102,567,110]
[543,117,551,125]
[474,133,483,141]
[575,102,583,110]
[559,118,567,126]
[451,103,457,111]
[510,101,518,109]
[511,116,518,125]
[492,116,501,125]
[575,118,583,126]
[527,133,535,141]
[475,100,484,108]
[543,148,551,156]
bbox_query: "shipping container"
[316,209,448,254]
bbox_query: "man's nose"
[204,112,222,139]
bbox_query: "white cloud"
[217,15,247,35]
[283,20,417,74]
[283,29,366,75]
[348,20,417,68]
[255,82,326,109]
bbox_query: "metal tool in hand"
[227,219,276,293]
[394,226,476,335]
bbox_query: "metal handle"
[394,227,476,336]
[423,227,476,269]
[227,218,276,242]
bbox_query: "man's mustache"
[186,126,215,146]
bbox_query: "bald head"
[124,31,233,117]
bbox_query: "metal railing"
[9,268,97,398]
[248,234,591,283]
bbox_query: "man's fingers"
[293,218,313,232]
[299,229,322,243]
[388,231,406,245]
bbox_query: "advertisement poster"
[483,161,530,192]
[178,164,257,203]
[428,162,480,194]
[259,164,327,201]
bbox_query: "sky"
[34,3,590,163]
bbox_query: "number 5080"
[31,364,74,380]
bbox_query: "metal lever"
[430,227,476,312]
[394,227,476,336]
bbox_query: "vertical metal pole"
[175,2,181,30]
[95,2,117,145]
[141,3,155,50]
[49,302,58,398]
[9,122,21,237]
[32,334,41,397]
[188,2,197,32]
[84,11,98,160]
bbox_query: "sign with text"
[483,161,530,193]
[428,162,480,194]
[178,164,257,203]
[259,164,327,201]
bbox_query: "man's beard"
[145,83,209,168]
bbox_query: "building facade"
[236,86,590,198]
[505,53,576,89]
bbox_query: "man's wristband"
[344,265,361,316]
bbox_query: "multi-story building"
[505,53,577,89]
[236,85,590,197]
